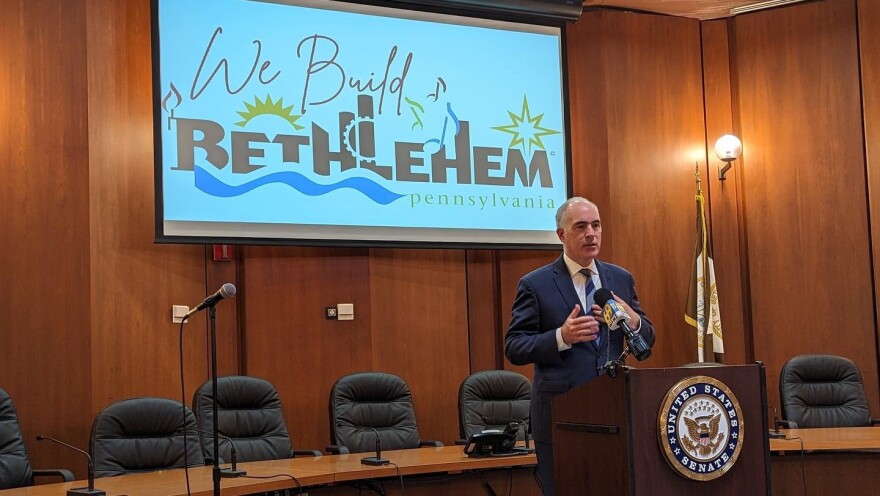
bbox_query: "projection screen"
[153,0,571,247]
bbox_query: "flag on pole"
[684,168,724,363]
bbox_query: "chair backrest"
[193,375,293,463]
[329,372,421,453]
[780,354,872,428]
[0,388,34,489]
[458,370,531,441]
[90,397,205,477]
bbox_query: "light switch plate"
[337,303,354,321]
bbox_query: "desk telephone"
[463,422,531,457]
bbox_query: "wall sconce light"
[714,134,742,180]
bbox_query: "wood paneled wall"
[85,0,235,412]
[565,10,709,367]
[0,0,93,472]
[3,0,880,479]
[730,0,879,413]
[1,0,229,476]
[701,19,750,366]
[240,246,373,452]
[860,0,880,398]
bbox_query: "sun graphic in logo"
[235,95,304,130]
[491,95,560,156]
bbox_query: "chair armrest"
[326,445,350,454]
[419,440,444,447]
[292,449,323,457]
[32,469,75,482]
[454,439,467,445]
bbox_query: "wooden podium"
[551,364,771,495]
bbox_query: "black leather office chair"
[90,397,205,477]
[458,370,531,443]
[780,354,880,428]
[0,388,73,489]
[327,372,443,454]
[192,375,321,463]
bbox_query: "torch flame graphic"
[162,82,182,130]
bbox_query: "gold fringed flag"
[685,167,724,363]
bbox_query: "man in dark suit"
[505,197,655,496]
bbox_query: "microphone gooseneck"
[767,405,787,439]
[36,435,92,463]
[36,435,105,496]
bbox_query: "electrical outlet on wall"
[172,305,189,324]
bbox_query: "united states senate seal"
[657,375,744,481]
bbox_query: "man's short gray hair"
[555,197,597,229]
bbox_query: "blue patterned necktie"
[580,268,599,345]
[580,268,595,306]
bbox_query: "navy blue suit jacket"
[504,256,655,443]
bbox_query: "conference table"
[0,445,539,496]
[769,427,880,496]
[5,428,880,496]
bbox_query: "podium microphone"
[36,435,105,496]
[184,283,236,320]
[594,288,651,361]
[361,427,390,466]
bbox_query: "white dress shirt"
[556,254,601,351]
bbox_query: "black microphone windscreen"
[593,288,613,307]
[220,283,236,299]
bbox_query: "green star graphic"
[491,95,560,156]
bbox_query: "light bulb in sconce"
[714,134,742,180]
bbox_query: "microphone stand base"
[361,456,390,466]
[768,430,786,439]
[220,467,248,478]
[67,489,106,496]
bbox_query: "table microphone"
[361,427,390,466]
[767,406,786,439]
[36,435,106,496]
[176,427,246,477]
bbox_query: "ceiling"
[582,0,807,20]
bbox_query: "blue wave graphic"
[194,167,405,205]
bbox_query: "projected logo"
[657,376,744,481]
[158,15,567,229]
[164,92,559,207]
